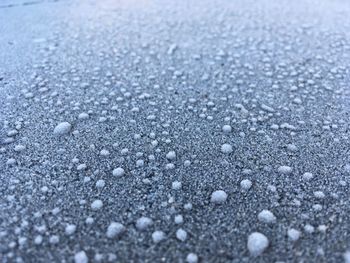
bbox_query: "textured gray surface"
[1,0,350,262]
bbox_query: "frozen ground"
[1,0,350,262]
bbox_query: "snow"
[302,172,314,181]
[78,112,89,120]
[222,125,232,133]
[247,232,269,256]
[277,166,292,174]
[136,217,153,231]
[96,179,105,189]
[91,200,103,211]
[1,0,349,261]
[49,235,60,244]
[106,222,125,238]
[174,215,184,224]
[318,225,327,233]
[53,122,72,135]
[85,217,94,225]
[304,224,315,234]
[172,181,182,190]
[100,149,110,156]
[6,158,16,165]
[344,251,350,263]
[74,251,88,263]
[34,235,43,245]
[136,159,144,167]
[152,230,166,243]
[176,228,187,242]
[314,191,325,199]
[258,210,276,224]
[112,167,125,177]
[65,224,77,235]
[77,163,87,171]
[166,151,176,160]
[221,143,233,154]
[287,229,301,241]
[186,253,199,263]
[14,145,26,152]
[240,179,252,190]
[210,190,228,204]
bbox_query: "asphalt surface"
[1,0,350,262]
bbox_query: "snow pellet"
[107,222,125,238]
[247,232,269,256]
[210,190,228,204]
[74,251,88,263]
[258,210,276,224]
[91,200,103,211]
[136,217,153,231]
[53,122,72,135]
[176,228,187,242]
[152,231,166,243]
[221,143,233,154]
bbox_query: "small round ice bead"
[222,125,232,133]
[77,164,87,171]
[176,228,187,241]
[136,159,144,167]
[240,179,252,190]
[34,235,43,245]
[221,143,233,154]
[94,253,103,261]
[174,214,184,224]
[74,251,88,263]
[318,225,327,233]
[304,224,315,233]
[83,175,90,184]
[78,112,89,120]
[136,217,153,231]
[166,151,176,160]
[247,232,269,256]
[165,163,175,169]
[287,228,301,241]
[186,253,199,263]
[53,122,72,135]
[210,190,228,204]
[258,210,276,224]
[184,160,191,167]
[314,191,325,199]
[302,172,313,181]
[91,200,103,211]
[112,167,125,177]
[172,181,182,190]
[96,179,105,189]
[184,203,193,210]
[85,217,94,225]
[312,203,322,211]
[152,230,166,243]
[100,149,110,156]
[286,144,298,151]
[18,237,27,246]
[6,158,16,165]
[267,185,276,192]
[106,222,125,238]
[49,235,60,244]
[52,207,60,215]
[65,224,77,235]
[121,148,129,155]
[277,165,292,174]
[14,145,26,152]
